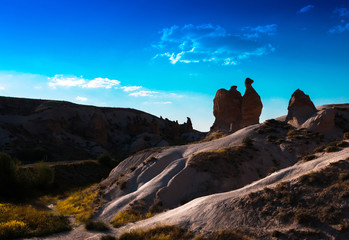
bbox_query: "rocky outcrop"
[241,78,263,127]
[286,89,317,126]
[211,78,262,133]
[211,86,242,132]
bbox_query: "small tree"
[97,153,114,167]
[0,152,18,193]
[33,162,55,189]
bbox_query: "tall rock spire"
[241,78,263,127]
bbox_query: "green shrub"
[325,146,339,152]
[336,141,349,148]
[242,136,253,147]
[85,220,109,231]
[101,235,116,240]
[17,147,50,163]
[266,135,277,142]
[117,225,193,240]
[295,210,318,226]
[112,209,143,228]
[33,162,55,189]
[314,146,325,153]
[344,132,349,140]
[98,153,114,167]
[0,152,18,194]
[302,154,316,161]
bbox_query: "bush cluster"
[55,184,101,222]
[0,203,70,239]
[0,152,55,198]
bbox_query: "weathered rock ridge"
[0,96,204,162]
[211,78,263,132]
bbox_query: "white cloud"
[329,22,349,33]
[121,86,142,92]
[0,86,5,90]
[48,75,121,89]
[83,77,120,89]
[297,5,315,14]
[142,101,172,105]
[76,96,88,102]
[129,90,158,97]
[153,24,277,66]
[48,75,85,88]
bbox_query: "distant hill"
[0,96,204,162]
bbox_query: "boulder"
[241,78,263,127]
[286,89,317,126]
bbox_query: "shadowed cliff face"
[211,78,263,133]
[0,96,204,162]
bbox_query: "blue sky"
[0,0,348,131]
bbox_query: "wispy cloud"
[142,101,172,105]
[329,22,349,33]
[334,8,349,18]
[76,96,88,102]
[0,86,5,90]
[121,86,142,92]
[48,75,120,89]
[242,24,277,39]
[83,77,120,89]
[329,8,349,34]
[153,23,276,65]
[297,5,315,14]
[48,75,85,88]
[129,90,159,97]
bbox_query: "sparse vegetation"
[85,220,109,231]
[56,184,101,222]
[112,209,144,228]
[314,146,325,153]
[236,159,349,238]
[116,225,193,240]
[0,203,70,239]
[98,153,114,167]
[325,145,339,152]
[112,200,152,228]
[344,132,349,140]
[187,145,253,178]
[336,140,349,148]
[193,131,228,143]
[302,154,316,161]
[266,135,277,143]
[242,136,253,147]
[130,166,137,172]
[0,152,18,196]
[101,235,117,240]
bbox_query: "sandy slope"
[123,146,349,234]
[97,124,300,220]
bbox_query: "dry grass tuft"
[55,184,101,222]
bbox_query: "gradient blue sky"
[0,0,348,131]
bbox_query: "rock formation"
[241,78,263,127]
[211,86,242,132]
[286,89,317,126]
[211,78,262,132]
